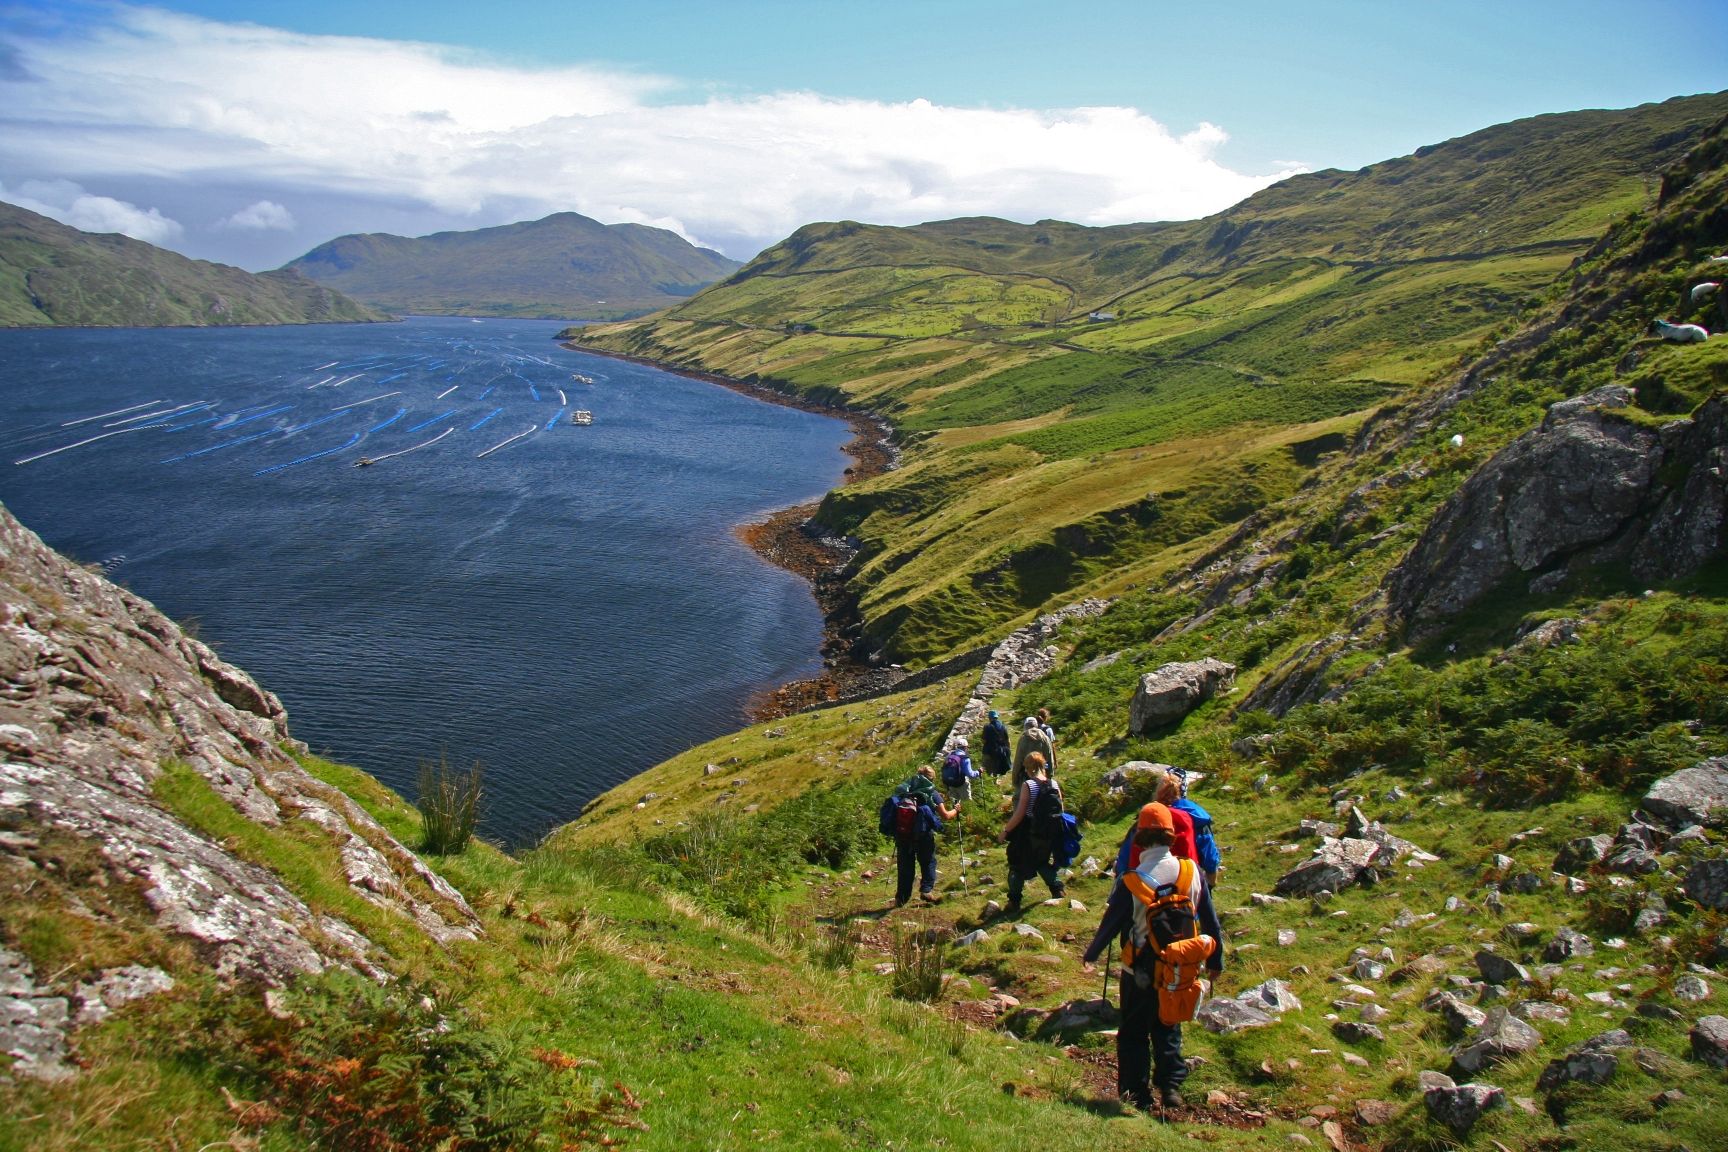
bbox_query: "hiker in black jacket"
[893,766,956,906]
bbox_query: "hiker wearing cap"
[980,710,1012,778]
[1113,768,1196,877]
[940,736,979,802]
[1084,802,1224,1113]
[998,752,1065,910]
[1012,716,1056,789]
[894,765,957,907]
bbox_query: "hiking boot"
[1160,1089,1185,1110]
[919,890,941,904]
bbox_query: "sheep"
[1650,318,1709,343]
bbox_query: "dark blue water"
[0,317,851,847]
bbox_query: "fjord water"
[0,317,852,846]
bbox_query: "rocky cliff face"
[0,502,477,989]
[1388,386,1728,634]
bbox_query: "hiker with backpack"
[1112,767,1220,882]
[1168,766,1221,886]
[1083,802,1224,1114]
[879,765,957,907]
[1012,715,1056,788]
[940,736,980,802]
[980,710,1012,779]
[997,751,1066,910]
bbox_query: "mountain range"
[0,200,387,327]
[282,211,742,320]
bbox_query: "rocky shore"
[558,341,897,718]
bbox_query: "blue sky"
[2,0,1723,269]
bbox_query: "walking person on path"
[893,765,956,907]
[1012,715,1056,789]
[998,752,1065,910]
[980,710,1012,779]
[1084,802,1224,1113]
[941,736,979,803]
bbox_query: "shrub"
[812,918,864,971]
[183,971,646,1151]
[417,754,483,855]
[888,924,947,1001]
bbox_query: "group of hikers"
[878,708,1226,1113]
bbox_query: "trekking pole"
[1101,940,1112,1002]
[958,804,969,894]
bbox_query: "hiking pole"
[958,804,969,894]
[1101,940,1112,1002]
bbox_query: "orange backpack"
[1121,857,1217,1024]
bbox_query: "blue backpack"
[1174,797,1220,875]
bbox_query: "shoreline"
[559,340,896,719]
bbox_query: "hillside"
[570,92,1728,669]
[0,201,388,327]
[283,211,742,320]
[4,93,1728,1152]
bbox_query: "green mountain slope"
[571,92,1728,667]
[284,211,742,320]
[0,201,387,328]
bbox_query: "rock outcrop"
[1128,659,1236,733]
[0,502,479,992]
[1389,387,1728,633]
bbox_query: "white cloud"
[0,178,185,245]
[219,199,295,231]
[0,7,1302,260]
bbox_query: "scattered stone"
[1341,1051,1371,1068]
[954,929,989,948]
[1684,859,1728,911]
[72,966,175,1027]
[1424,1079,1506,1137]
[1361,1004,1391,1024]
[1501,922,1542,944]
[1652,1088,1687,1110]
[1444,895,1464,912]
[1553,834,1615,875]
[1489,853,1516,873]
[1544,926,1594,962]
[1675,975,1711,1002]
[1353,958,1386,981]
[1475,951,1530,986]
[1537,1030,1629,1091]
[1333,1020,1385,1044]
[1277,929,1298,947]
[1642,759,1728,829]
[1013,923,1045,941]
[1505,872,1543,894]
[1690,1015,1728,1069]
[1128,659,1237,733]
[1238,979,1304,1015]
[1512,1001,1571,1026]
[1635,1003,1684,1023]
[1275,836,1386,897]
[1251,892,1288,907]
[1431,993,1489,1037]
[1607,845,1660,877]
[1196,998,1278,1034]
[1354,1100,1400,1126]
[1453,1008,1543,1074]
[982,900,1004,917]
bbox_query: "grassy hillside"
[7,94,1728,1152]
[571,93,1728,668]
[0,201,388,327]
[284,212,741,320]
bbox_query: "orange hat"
[1137,802,1175,833]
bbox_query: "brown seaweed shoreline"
[559,341,896,719]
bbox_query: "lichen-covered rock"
[1689,1015,1728,1069]
[1389,388,1728,633]
[1475,950,1530,986]
[0,503,479,989]
[1195,997,1277,1034]
[1684,859,1728,911]
[1544,926,1594,962]
[0,947,73,1082]
[1274,836,1386,896]
[1537,1030,1630,1091]
[1553,834,1615,874]
[1236,979,1303,1015]
[1424,1079,1506,1137]
[1128,659,1236,732]
[1643,759,1728,829]
[1453,1008,1543,1074]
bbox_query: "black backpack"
[1029,778,1065,844]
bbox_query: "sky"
[1,0,1724,271]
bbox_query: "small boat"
[355,457,374,467]
[571,372,595,384]
[570,410,594,425]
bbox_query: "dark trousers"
[1117,966,1187,1106]
[1006,836,1064,905]
[895,834,937,903]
